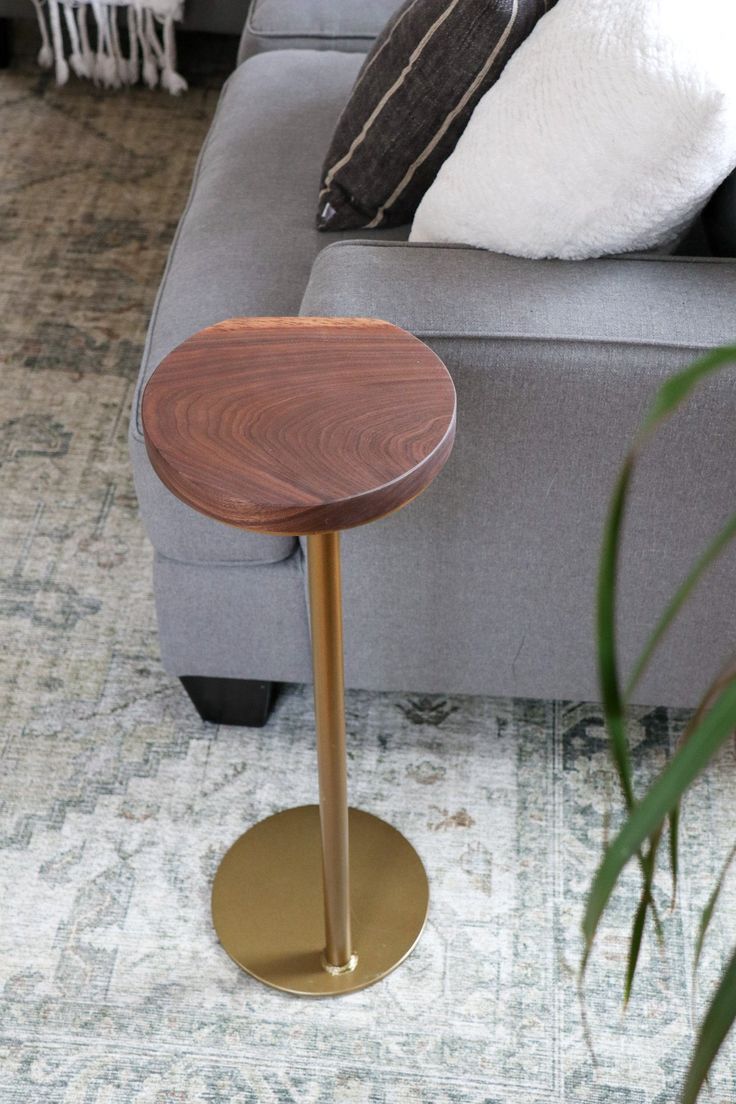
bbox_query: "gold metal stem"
[306,531,354,971]
[211,533,428,995]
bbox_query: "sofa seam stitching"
[153,546,303,570]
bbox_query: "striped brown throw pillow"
[317,0,556,231]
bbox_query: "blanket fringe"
[32,0,187,94]
[31,0,54,68]
[63,2,89,78]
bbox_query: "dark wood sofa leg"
[0,19,13,69]
[180,676,276,727]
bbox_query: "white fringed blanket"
[31,0,187,93]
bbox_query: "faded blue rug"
[2,26,736,1104]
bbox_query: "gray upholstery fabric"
[155,549,312,682]
[238,0,399,62]
[305,242,736,348]
[129,50,406,564]
[296,242,736,707]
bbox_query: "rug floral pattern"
[1,26,736,1104]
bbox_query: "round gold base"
[211,805,429,996]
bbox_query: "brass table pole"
[208,524,429,997]
[306,531,355,973]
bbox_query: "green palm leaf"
[693,840,736,978]
[597,452,636,810]
[596,453,664,953]
[625,512,736,700]
[640,346,736,435]
[668,805,679,907]
[682,945,736,1104]
[592,353,736,962]
[624,824,663,1005]
[587,343,736,1104]
[583,675,736,952]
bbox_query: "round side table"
[142,317,456,996]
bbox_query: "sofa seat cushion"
[130,50,408,565]
[239,0,400,62]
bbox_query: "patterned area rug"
[2,26,736,1104]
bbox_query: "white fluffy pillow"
[410,0,736,260]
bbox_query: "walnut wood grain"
[141,317,456,535]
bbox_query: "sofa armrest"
[299,241,736,707]
[301,240,736,353]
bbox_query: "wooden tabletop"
[141,317,456,535]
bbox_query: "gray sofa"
[129,0,736,723]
